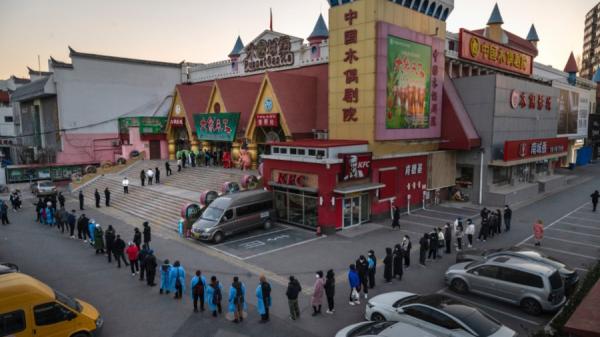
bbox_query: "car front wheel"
[521,298,542,316]
[213,232,224,244]
[451,278,468,294]
[371,312,386,322]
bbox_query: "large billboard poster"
[557,89,579,135]
[386,36,432,129]
[376,22,444,140]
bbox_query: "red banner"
[341,153,372,181]
[459,29,533,76]
[503,138,568,161]
[170,117,185,127]
[256,113,279,127]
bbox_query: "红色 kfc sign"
[503,138,568,161]
[341,153,372,181]
[271,170,318,189]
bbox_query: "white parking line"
[213,228,290,246]
[548,228,600,239]
[436,290,544,326]
[567,216,600,223]
[543,235,600,249]
[522,244,598,260]
[517,202,590,246]
[242,235,326,260]
[559,222,600,231]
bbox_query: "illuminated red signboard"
[503,138,568,161]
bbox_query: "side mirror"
[395,308,404,314]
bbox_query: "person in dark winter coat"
[392,244,403,280]
[355,255,369,298]
[104,225,116,263]
[165,161,172,176]
[133,227,142,248]
[94,189,101,208]
[67,210,76,238]
[427,229,437,260]
[367,250,376,289]
[391,205,400,229]
[324,270,335,314]
[495,209,502,234]
[143,222,151,247]
[478,216,489,242]
[444,223,452,254]
[77,214,89,241]
[383,247,393,282]
[138,244,149,281]
[113,235,128,268]
[592,191,600,212]
[93,224,105,254]
[401,235,412,267]
[503,205,512,231]
[78,191,84,210]
[287,276,302,319]
[419,233,429,266]
[155,167,161,184]
[58,192,65,209]
[35,198,44,222]
[140,170,146,186]
[104,188,111,207]
[144,250,157,286]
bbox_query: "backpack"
[234,283,244,304]
[212,284,222,303]
[193,278,204,295]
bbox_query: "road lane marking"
[522,244,598,260]
[242,235,326,260]
[559,222,600,231]
[436,290,544,326]
[547,228,600,239]
[543,235,600,249]
[213,228,290,246]
[567,216,600,223]
[516,202,590,246]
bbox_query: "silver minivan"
[445,256,566,315]
[191,190,274,243]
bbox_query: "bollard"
[178,218,184,237]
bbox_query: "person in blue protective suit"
[169,260,186,299]
[206,275,223,317]
[229,276,246,323]
[45,203,54,226]
[88,219,96,245]
[190,270,206,312]
[159,259,172,295]
[256,275,272,323]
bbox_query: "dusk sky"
[0,0,596,79]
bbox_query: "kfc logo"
[342,153,372,181]
[277,172,306,187]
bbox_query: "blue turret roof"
[526,24,539,42]
[229,36,244,57]
[487,3,504,25]
[308,14,329,40]
[593,67,600,83]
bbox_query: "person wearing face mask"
[355,255,369,299]
[311,271,324,316]
[401,235,412,268]
[367,250,376,289]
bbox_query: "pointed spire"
[564,52,578,73]
[308,14,329,42]
[526,24,539,42]
[487,3,504,25]
[228,36,244,58]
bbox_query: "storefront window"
[273,187,318,228]
[535,160,549,176]
[360,194,370,223]
[514,164,532,183]
[492,167,510,185]
[288,193,304,225]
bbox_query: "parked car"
[0,262,19,275]
[456,246,579,294]
[191,190,274,243]
[30,180,57,196]
[365,292,515,337]
[335,321,440,337]
[445,256,566,315]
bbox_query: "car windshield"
[39,182,54,187]
[446,306,500,337]
[54,289,82,312]
[201,206,223,222]
[549,271,563,289]
[349,322,396,337]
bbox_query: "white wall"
[0,107,15,137]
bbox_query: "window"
[403,305,460,329]
[223,209,233,221]
[499,267,543,288]
[34,302,71,326]
[492,167,510,185]
[4,116,13,123]
[471,265,500,278]
[272,147,280,154]
[280,148,288,154]
[549,271,563,289]
[316,150,325,158]
[0,310,25,336]
[290,148,297,155]
[236,200,272,217]
[308,149,316,156]
[297,148,306,156]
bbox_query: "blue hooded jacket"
[348,269,360,288]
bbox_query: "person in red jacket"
[125,242,139,276]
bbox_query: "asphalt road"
[1,164,600,337]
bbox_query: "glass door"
[343,196,361,228]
